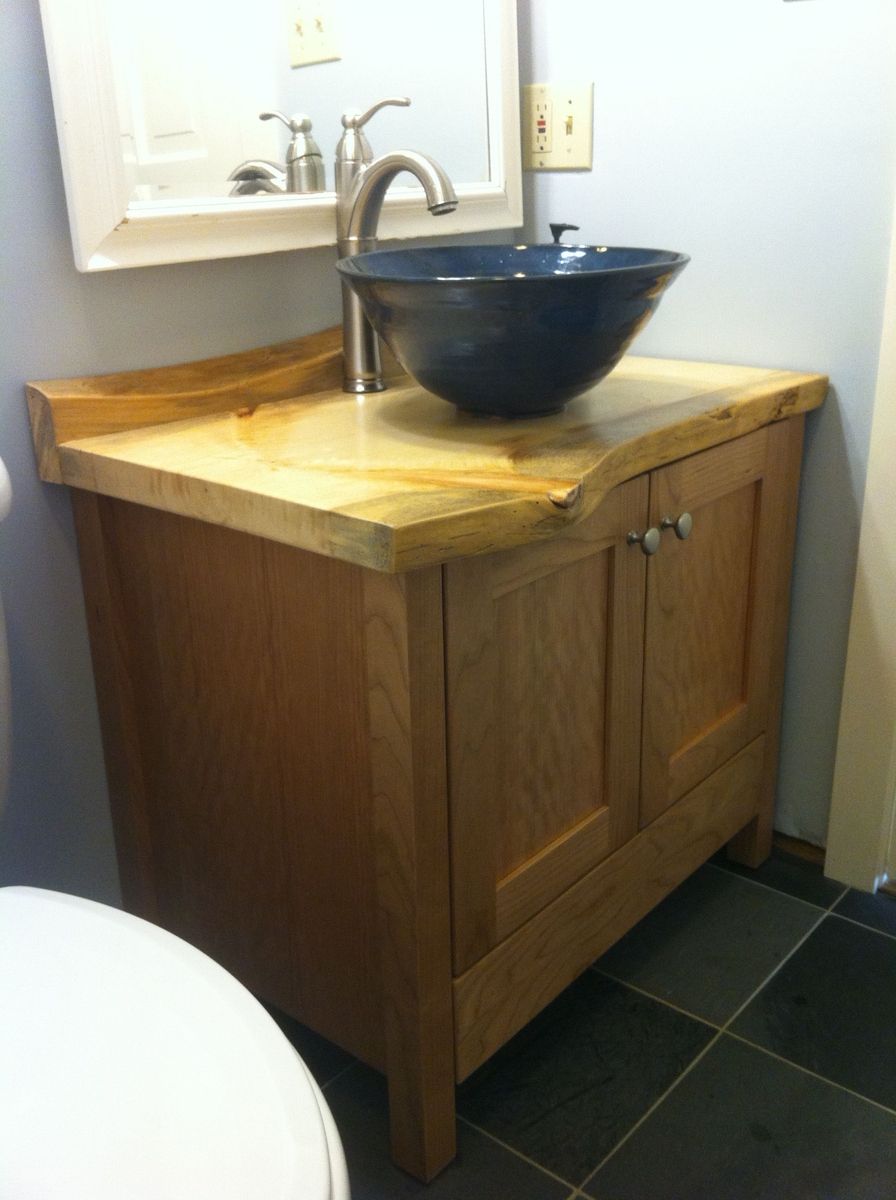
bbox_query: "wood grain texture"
[29,341,827,572]
[70,491,160,920]
[640,428,778,825]
[727,416,806,867]
[494,552,609,875]
[444,478,647,971]
[28,328,341,482]
[495,808,611,947]
[72,495,387,1066]
[362,567,456,1180]
[453,736,766,1081]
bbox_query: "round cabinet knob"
[627,527,661,556]
[661,512,693,540]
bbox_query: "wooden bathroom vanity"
[28,330,826,1180]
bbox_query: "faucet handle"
[260,111,325,193]
[550,223,581,244]
[337,98,411,173]
[260,110,310,135]
[343,96,411,131]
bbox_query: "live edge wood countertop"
[28,327,828,573]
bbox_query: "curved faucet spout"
[340,151,458,255]
[336,149,458,394]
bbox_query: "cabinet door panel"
[445,477,647,973]
[641,427,779,824]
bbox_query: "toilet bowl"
[0,455,350,1199]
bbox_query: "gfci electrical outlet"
[523,83,593,171]
[288,3,341,69]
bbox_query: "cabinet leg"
[364,566,457,1180]
[726,810,773,869]
[386,1056,457,1181]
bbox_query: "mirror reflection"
[107,0,490,203]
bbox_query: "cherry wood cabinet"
[444,421,795,990]
[68,417,804,1181]
[641,424,788,825]
[65,414,805,1183]
[445,475,648,972]
[29,337,823,1182]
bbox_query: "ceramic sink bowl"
[336,243,689,417]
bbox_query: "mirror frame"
[39,0,522,271]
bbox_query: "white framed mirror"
[39,0,522,271]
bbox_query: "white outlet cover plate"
[523,82,593,171]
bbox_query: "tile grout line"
[592,872,886,1046]
[724,1030,896,1120]
[321,1061,591,1192]
[559,874,892,1191]
[461,882,849,1200]
[582,902,832,1190]
[719,905,829,1033]
[590,966,722,1031]
[825,888,850,913]
[468,869,891,1193]
[826,909,896,944]
[704,859,845,912]
[455,1113,580,1192]
[580,1027,727,1189]
[591,858,845,1035]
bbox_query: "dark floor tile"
[833,887,896,938]
[594,865,820,1024]
[712,846,846,909]
[732,915,896,1110]
[325,1064,572,1200]
[261,1003,355,1087]
[585,1035,896,1200]
[456,971,714,1187]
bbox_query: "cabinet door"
[640,424,787,825]
[445,477,647,973]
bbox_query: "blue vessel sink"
[336,243,689,418]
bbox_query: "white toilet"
[0,456,351,1199]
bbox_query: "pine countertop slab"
[28,332,827,573]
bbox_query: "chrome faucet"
[336,98,458,393]
[228,111,325,195]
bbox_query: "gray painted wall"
[1,1,893,905]
[520,0,896,845]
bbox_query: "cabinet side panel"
[81,496,384,1066]
[728,415,806,866]
[71,490,159,918]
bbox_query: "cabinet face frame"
[444,476,648,974]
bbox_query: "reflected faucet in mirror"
[335,97,458,394]
[228,111,325,195]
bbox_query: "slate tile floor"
[269,850,896,1199]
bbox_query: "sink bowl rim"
[336,244,691,285]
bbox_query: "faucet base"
[343,377,387,395]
